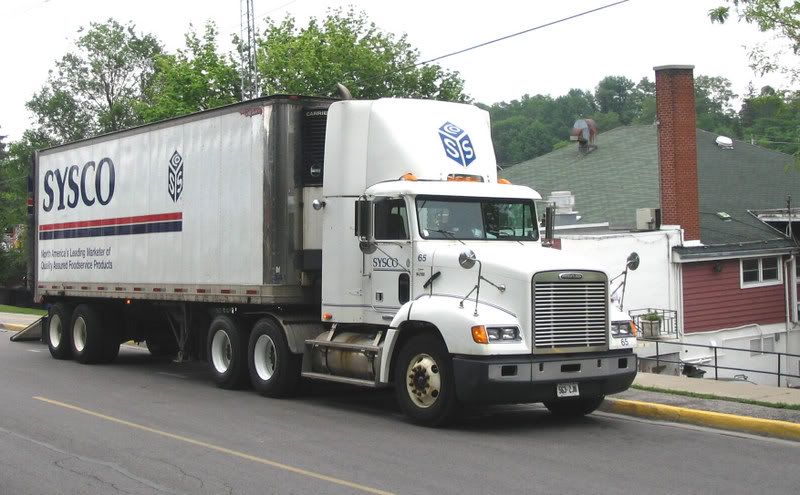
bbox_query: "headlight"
[611,320,636,337]
[472,326,522,344]
[489,326,521,342]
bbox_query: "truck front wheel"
[46,303,73,360]
[543,396,605,417]
[247,318,301,397]
[394,334,457,426]
[207,315,248,389]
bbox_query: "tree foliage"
[27,19,162,143]
[255,9,467,101]
[709,1,800,81]
[138,23,241,122]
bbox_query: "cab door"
[368,198,412,320]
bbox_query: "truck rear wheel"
[208,315,248,389]
[543,396,605,417]
[71,304,108,364]
[394,334,457,426]
[46,303,73,360]
[248,318,301,397]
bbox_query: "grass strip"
[0,304,47,316]
[631,384,800,411]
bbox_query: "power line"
[416,0,630,67]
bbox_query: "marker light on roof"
[400,173,418,181]
[498,178,512,184]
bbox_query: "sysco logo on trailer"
[42,158,115,212]
[438,122,476,167]
[168,151,184,202]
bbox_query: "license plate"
[556,382,579,398]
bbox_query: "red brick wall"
[682,260,786,333]
[655,65,701,241]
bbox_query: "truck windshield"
[416,196,538,241]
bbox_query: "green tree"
[594,76,637,124]
[694,75,739,134]
[709,1,800,81]
[139,22,241,122]
[255,9,467,101]
[27,19,162,143]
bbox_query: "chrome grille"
[533,273,607,350]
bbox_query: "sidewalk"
[602,372,800,441]
[0,311,41,331]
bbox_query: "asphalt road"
[1,331,798,495]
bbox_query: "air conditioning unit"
[636,208,662,230]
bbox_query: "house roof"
[501,125,799,252]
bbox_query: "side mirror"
[359,240,377,254]
[458,249,477,269]
[626,252,640,271]
[354,199,371,238]
[543,205,555,241]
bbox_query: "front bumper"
[452,349,637,404]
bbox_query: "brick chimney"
[654,65,700,241]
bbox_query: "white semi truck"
[30,94,637,425]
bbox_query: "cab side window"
[374,199,408,240]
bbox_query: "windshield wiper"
[430,229,465,245]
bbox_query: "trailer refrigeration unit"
[29,94,638,425]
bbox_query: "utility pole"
[240,0,260,100]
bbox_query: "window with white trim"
[740,256,782,288]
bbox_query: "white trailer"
[30,94,637,425]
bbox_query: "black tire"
[543,396,605,417]
[46,303,73,360]
[394,334,457,426]
[207,315,248,389]
[70,304,108,364]
[247,318,301,397]
[97,307,121,364]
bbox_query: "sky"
[0,0,795,141]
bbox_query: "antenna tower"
[240,0,260,99]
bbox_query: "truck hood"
[430,241,610,282]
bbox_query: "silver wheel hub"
[254,334,277,381]
[405,353,441,409]
[211,330,232,374]
[49,314,62,348]
[73,316,87,353]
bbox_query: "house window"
[749,338,762,356]
[740,256,782,288]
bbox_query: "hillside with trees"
[485,75,799,166]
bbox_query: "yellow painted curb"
[604,398,800,442]
[0,323,26,332]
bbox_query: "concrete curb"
[603,398,800,442]
[0,323,26,332]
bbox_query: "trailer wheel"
[71,304,107,364]
[394,334,457,426]
[543,396,605,417]
[46,303,73,360]
[207,315,248,389]
[247,318,301,397]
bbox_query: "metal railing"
[629,308,678,339]
[638,338,800,387]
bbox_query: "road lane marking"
[156,372,187,379]
[34,396,394,495]
[27,349,43,353]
